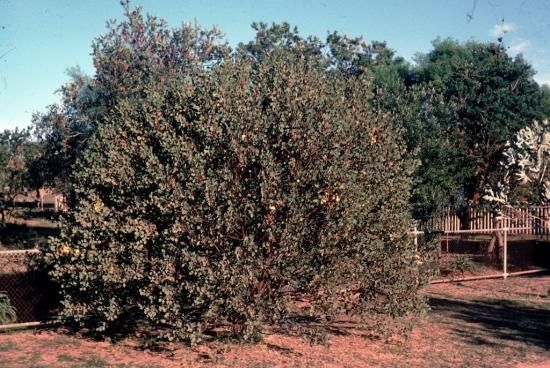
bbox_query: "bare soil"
[0,275,549,367]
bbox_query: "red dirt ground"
[0,275,549,367]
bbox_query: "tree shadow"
[429,295,550,350]
[265,343,303,357]
[271,314,359,338]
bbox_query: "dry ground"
[0,275,549,368]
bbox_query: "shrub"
[0,292,16,324]
[42,9,430,342]
[439,254,477,277]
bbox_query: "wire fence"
[0,249,53,325]
[414,227,550,283]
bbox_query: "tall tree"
[41,4,429,342]
[30,67,100,195]
[413,38,550,224]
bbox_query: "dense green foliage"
[30,3,229,198]
[411,39,549,222]
[40,5,428,342]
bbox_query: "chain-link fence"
[0,250,54,325]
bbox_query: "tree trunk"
[487,215,504,263]
[36,187,44,211]
[458,207,471,230]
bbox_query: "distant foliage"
[485,119,550,206]
[0,128,39,224]
[41,9,428,340]
[30,68,100,195]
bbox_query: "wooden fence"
[426,206,550,234]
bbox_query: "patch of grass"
[50,334,82,348]
[0,341,17,352]
[58,353,78,362]
[25,352,43,367]
[57,353,147,368]
[67,354,109,368]
[56,352,111,368]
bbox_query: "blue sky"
[1,0,549,130]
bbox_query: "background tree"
[326,32,410,83]
[482,118,550,259]
[412,38,550,225]
[485,118,550,206]
[30,0,229,201]
[30,67,100,196]
[237,22,324,64]
[0,128,38,224]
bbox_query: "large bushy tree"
[42,6,428,342]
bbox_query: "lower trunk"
[458,207,471,230]
[36,188,44,210]
[487,216,504,262]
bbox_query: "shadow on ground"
[429,295,550,350]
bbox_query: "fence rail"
[426,205,550,234]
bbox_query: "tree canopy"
[409,38,549,222]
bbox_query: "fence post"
[414,226,418,252]
[503,227,508,280]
